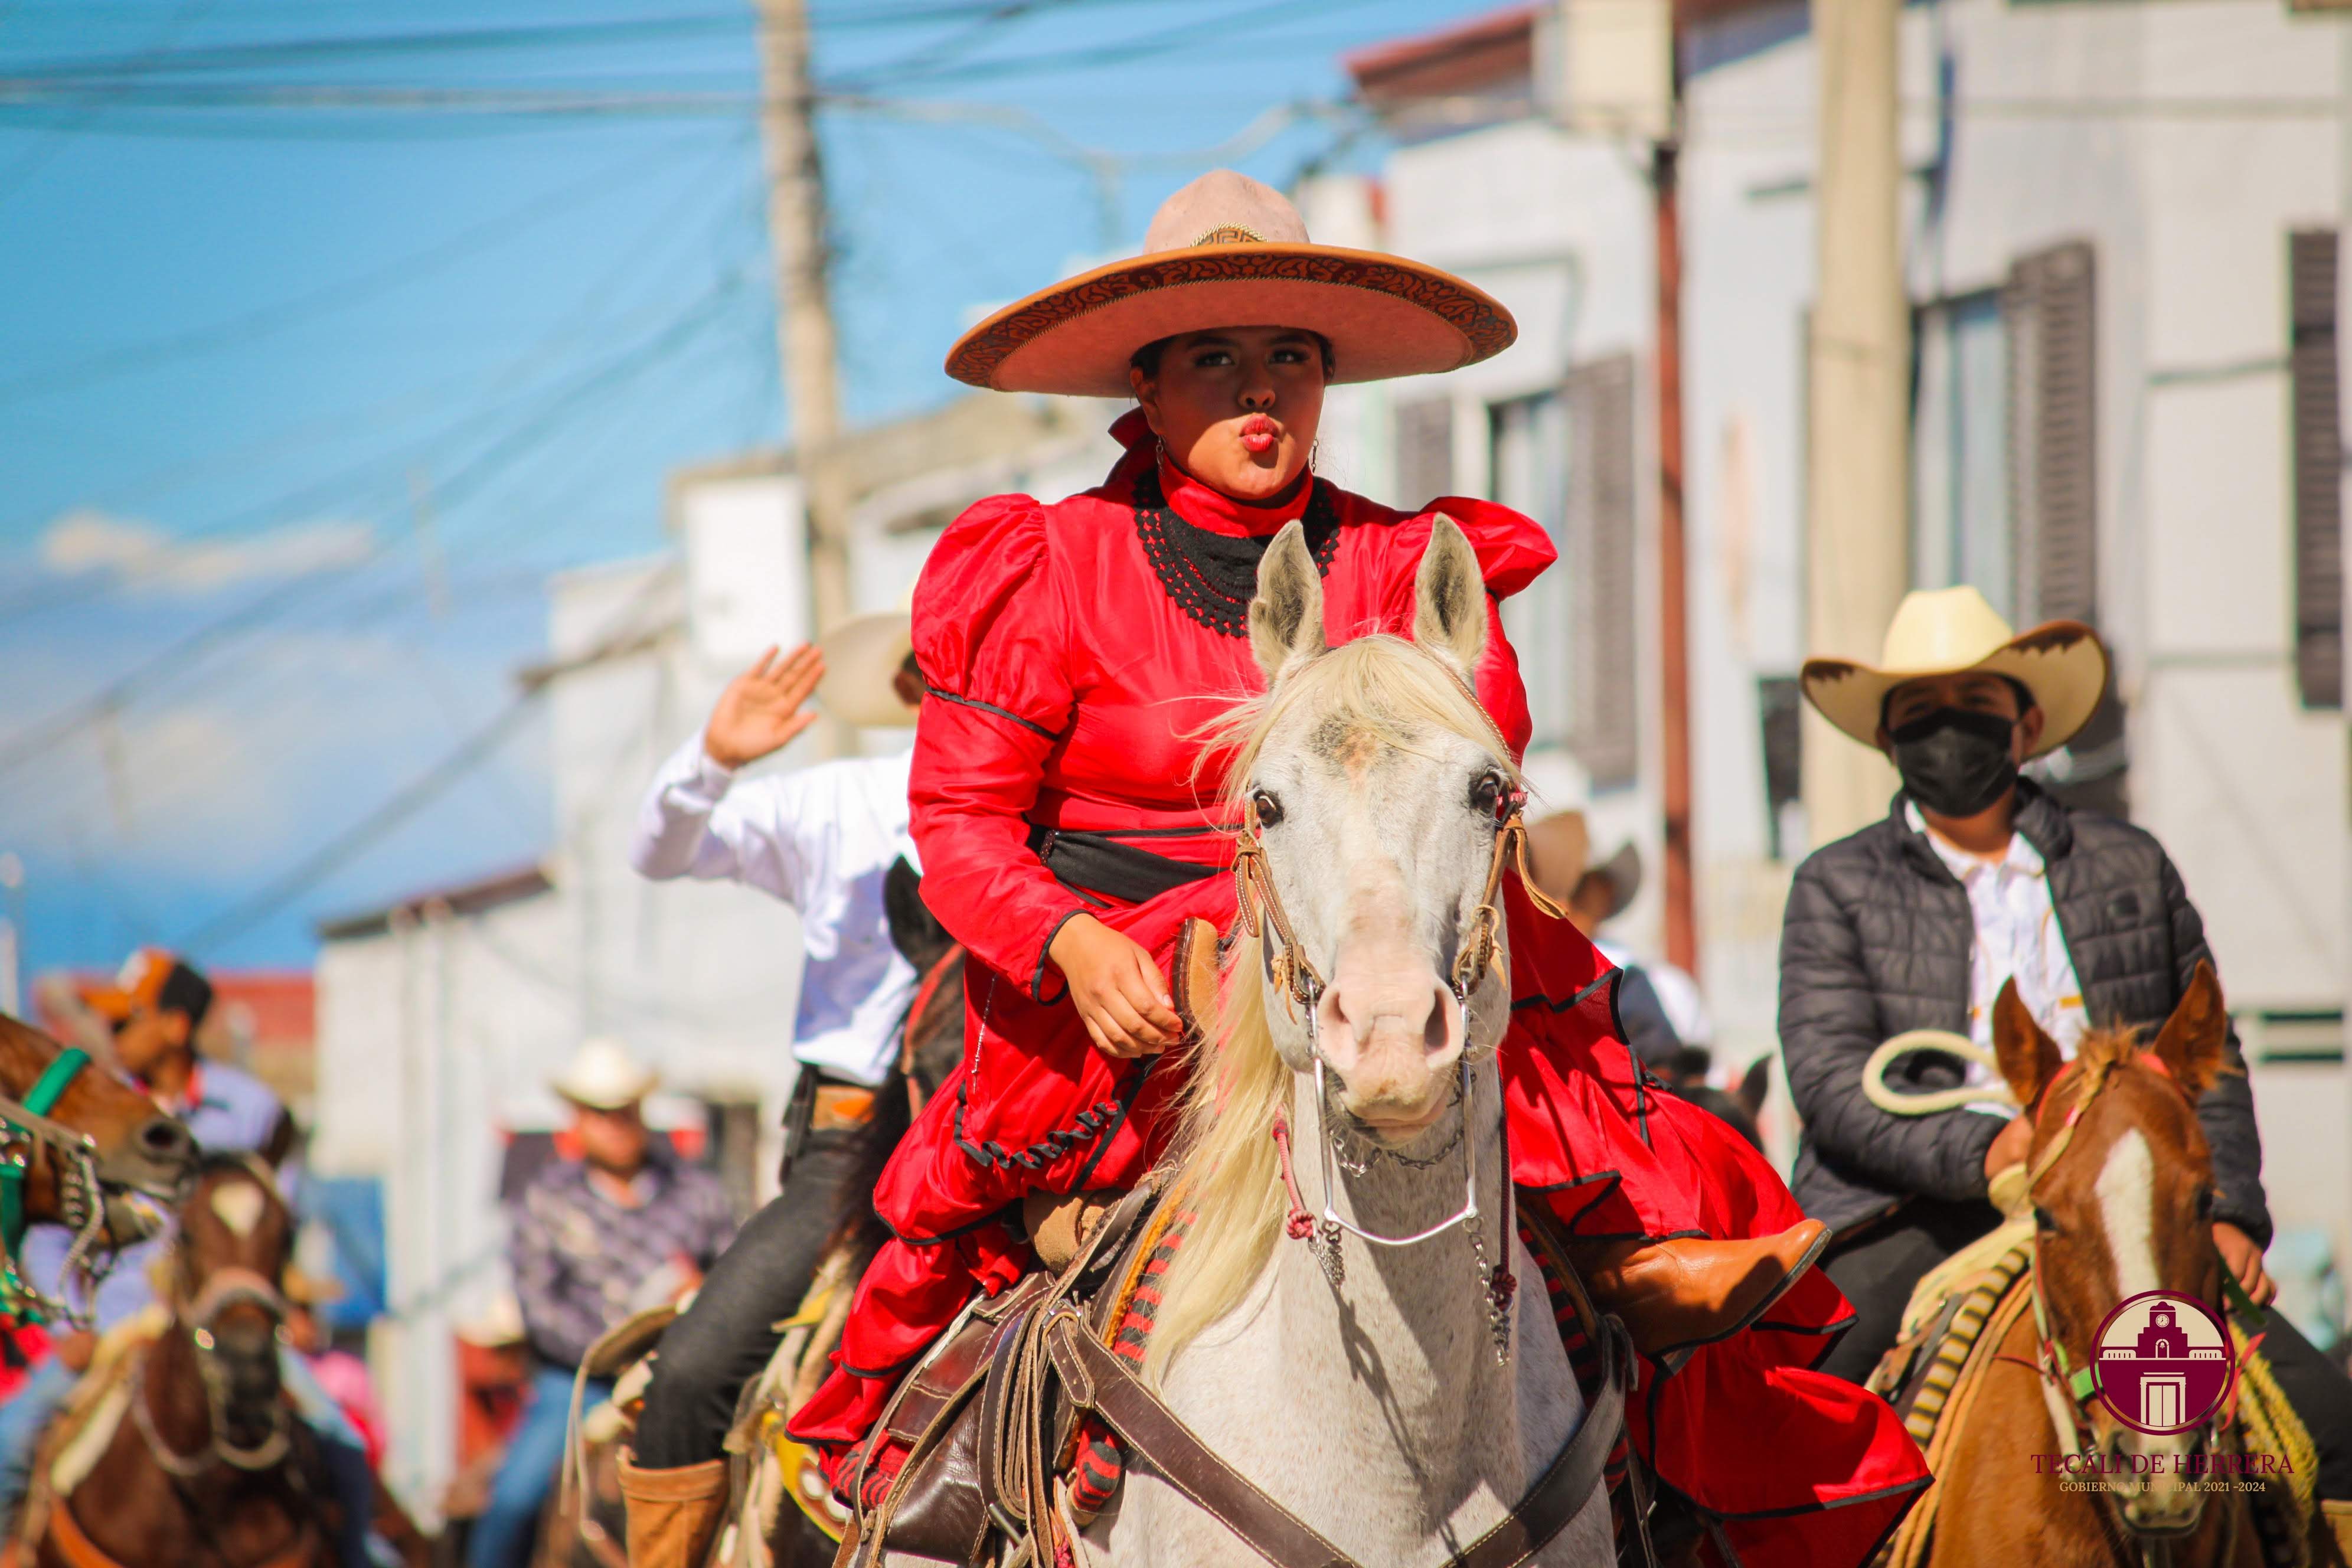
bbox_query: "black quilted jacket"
[1778,782,2270,1244]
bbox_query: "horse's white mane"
[1146,632,1517,1379]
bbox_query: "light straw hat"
[548,1037,658,1112]
[945,169,1517,398]
[1800,586,2108,758]
[816,603,917,728]
[1523,811,1643,920]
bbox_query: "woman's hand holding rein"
[1048,914,1181,1057]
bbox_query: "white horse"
[1079,519,1617,1567]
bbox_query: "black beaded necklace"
[1131,460,1342,638]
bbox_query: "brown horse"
[2,1012,197,1322]
[30,1156,336,1568]
[1924,966,2272,1567]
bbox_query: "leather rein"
[1,1047,110,1328]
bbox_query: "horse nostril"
[138,1118,192,1157]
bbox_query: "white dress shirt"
[1905,802,2088,1111]
[630,739,920,1086]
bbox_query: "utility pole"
[1802,0,1907,847]
[753,0,855,749]
[1653,135,1696,973]
[1558,0,1695,969]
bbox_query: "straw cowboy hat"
[1800,586,2108,759]
[816,601,917,728]
[549,1037,658,1112]
[945,168,1518,398]
[1523,811,1644,920]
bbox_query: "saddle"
[835,1178,1638,1568]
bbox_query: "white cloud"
[40,509,375,594]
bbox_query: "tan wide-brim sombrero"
[816,606,917,728]
[945,169,1517,398]
[1801,586,2109,759]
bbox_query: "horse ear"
[1248,521,1327,687]
[1992,978,2063,1109]
[1737,1056,1771,1119]
[2150,961,2228,1098]
[1413,515,1487,678]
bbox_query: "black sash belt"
[1025,825,1219,903]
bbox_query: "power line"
[0,273,749,784]
[0,122,729,407]
[0,131,757,630]
[175,564,683,956]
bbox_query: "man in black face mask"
[1776,588,2352,1511]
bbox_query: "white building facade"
[1322,0,2350,1288]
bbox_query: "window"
[1911,241,2124,812]
[1912,290,2013,616]
[1492,392,1573,751]
[1490,355,1639,786]
[2291,229,2343,710]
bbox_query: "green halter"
[1,1047,94,1324]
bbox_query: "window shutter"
[2291,229,2343,710]
[1566,355,1639,788]
[2004,240,2098,625]
[1395,398,1455,503]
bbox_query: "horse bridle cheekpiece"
[1231,690,1569,1365]
[2015,1051,2264,1568]
[0,1047,109,1328]
[136,1162,295,1477]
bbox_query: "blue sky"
[0,0,1505,976]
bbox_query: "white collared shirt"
[1905,802,2088,1110]
[631,739,920,1086]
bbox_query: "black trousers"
[1820,1199,2352,1499]
[632,1122,879,1470]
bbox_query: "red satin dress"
[790,412,1926,1568]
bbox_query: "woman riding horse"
[770,170,1927,1568]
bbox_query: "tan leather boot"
[1571,1219,1831,1360]
[618,1451,730,1568]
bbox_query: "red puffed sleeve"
[907,494,1084,999]
[1379,498,1557,762]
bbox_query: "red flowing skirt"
[790,873,1926,1568]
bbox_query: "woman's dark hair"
[1130,331,1336,381]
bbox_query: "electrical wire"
[174,561,684,955]
[0,272,751,785]
[0,122,730,407]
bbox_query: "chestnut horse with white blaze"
[1926,967,2288,1567]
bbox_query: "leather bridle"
[1227,684,1570,1364]
[138,1161,298,1478]
[1,1048,112,1328]
[2019,1053,2242,1566]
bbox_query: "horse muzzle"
[1314,965,1463,1141]
[2109,1432,2209,1536]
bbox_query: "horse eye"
[1468,769,1507,817]
[1251,789,1285,828]
[2034,1206,2060,1236]
[2195,1187,2216,1220]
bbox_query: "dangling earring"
[1309,439,1320,472]
[1155,437,1167,467]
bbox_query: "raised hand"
[704,643,825,769]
